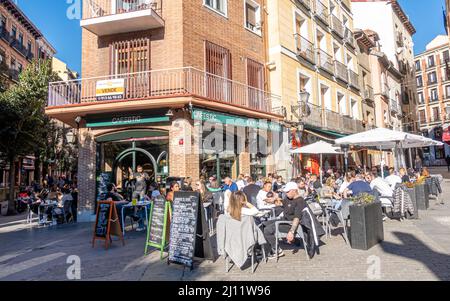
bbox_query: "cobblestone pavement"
[1,177,449,281]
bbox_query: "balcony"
[296,0,311,10]
[313,0,329,25]
[381,83,389,98]
[331,15,344,38]
[47,67,280,117]
[316,49,334,74]
[10,39,31,60]
[363,86,374,101]
[9,69,19,82]
[304,103,323,128]
[0,27,10,43]
[348,69,359,90]
[334,60,348,82]
[81,0,164,36]
[389,99,399,114]
[295,34,315,64]
[344,27,355,49]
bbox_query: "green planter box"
[415,184,429,210]
[349,201,384,251]
[406,188,419,219]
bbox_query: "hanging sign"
[96,79,125,101]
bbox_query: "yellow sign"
[96,79,125,101]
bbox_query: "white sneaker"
[136,227,145,232]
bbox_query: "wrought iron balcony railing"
[47,67,281,115]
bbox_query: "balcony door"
[205,41,232,103]
[110,38,150,99]
[247,58,265,111]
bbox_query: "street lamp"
[299,90,310,105]
[340,144,350,173]
[66,131,75,144]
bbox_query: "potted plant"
[414,179,429,210]
[404,182,419,219]
[349,193,384,251]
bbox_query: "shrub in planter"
[405,187,419,219]
[415,183,429,210]
[349,193,384,251]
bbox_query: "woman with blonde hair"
[227,191,259,221]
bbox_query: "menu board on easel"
[92,201,124,249]
[168,192,215,270]
[144,196,171,259]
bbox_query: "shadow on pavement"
[380,231,450,281]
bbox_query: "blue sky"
[15,0,448,76]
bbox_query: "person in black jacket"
[261,182,306,259]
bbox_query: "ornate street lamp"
[66,131,75,144]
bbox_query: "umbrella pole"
[380,146,385,179]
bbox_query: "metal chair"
[325,207,349,244]
[274,220,309,262]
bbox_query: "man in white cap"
[261,182,307,259]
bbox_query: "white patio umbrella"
[335,128,443,177]
[291,141,343,183]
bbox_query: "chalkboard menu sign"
[96,172,112,202]
[168,192,200,268]
[92,201,124,249]
[145,197,171,259]
[96,202,111,238]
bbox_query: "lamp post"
[341,144,349,173]
[290,91,310,177]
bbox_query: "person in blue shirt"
[343,173,372,198]
[222,177,239,192]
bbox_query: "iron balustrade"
[47,67,281,115]
[84,0,163,19]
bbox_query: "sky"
[13,0,449,76]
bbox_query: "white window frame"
[319,80,332,110]
[418,91,424,104]
[244,0,261,36]
[445,85,450,98]
[350,98,359,120]
[293,8,309,40]
[430,88,438,101]
[203,0,228,18]
[297,69,313,104]
[337,91,347,115]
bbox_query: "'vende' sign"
[96,79,125,101]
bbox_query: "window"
[432,107,440,121]
[427,71,437,84]
[415,60,421,71]
[204,0,227,17]
[446,85,450,99]
[443,50,449,63]
[205,41,232,100]
[11,25,16,39]
[244,0,261,34]
[419,110,426,124]
[430,88,438,102]
[418,92,424,104]
[0,15,6,30]
[247,58,264,109]
[416,75,423,87]
[10,57,16,69]
[18,32,23,46]
[338,92,347,115]
[27,40,32,53]
[17,63,22,73]
[110,38,150,75]
[351,99,359,119]
[427,55,435,68]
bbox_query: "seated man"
[343,173,372,199]
[385,168,402,190]
[367,172,393,207]
[262,182,307,259]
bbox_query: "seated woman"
[227,191,259,220]
[399,168,410,183]
[320,177,342,209]
[166,181,180,203]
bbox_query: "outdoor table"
[38,201,59,226]
[121,201,152,236]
